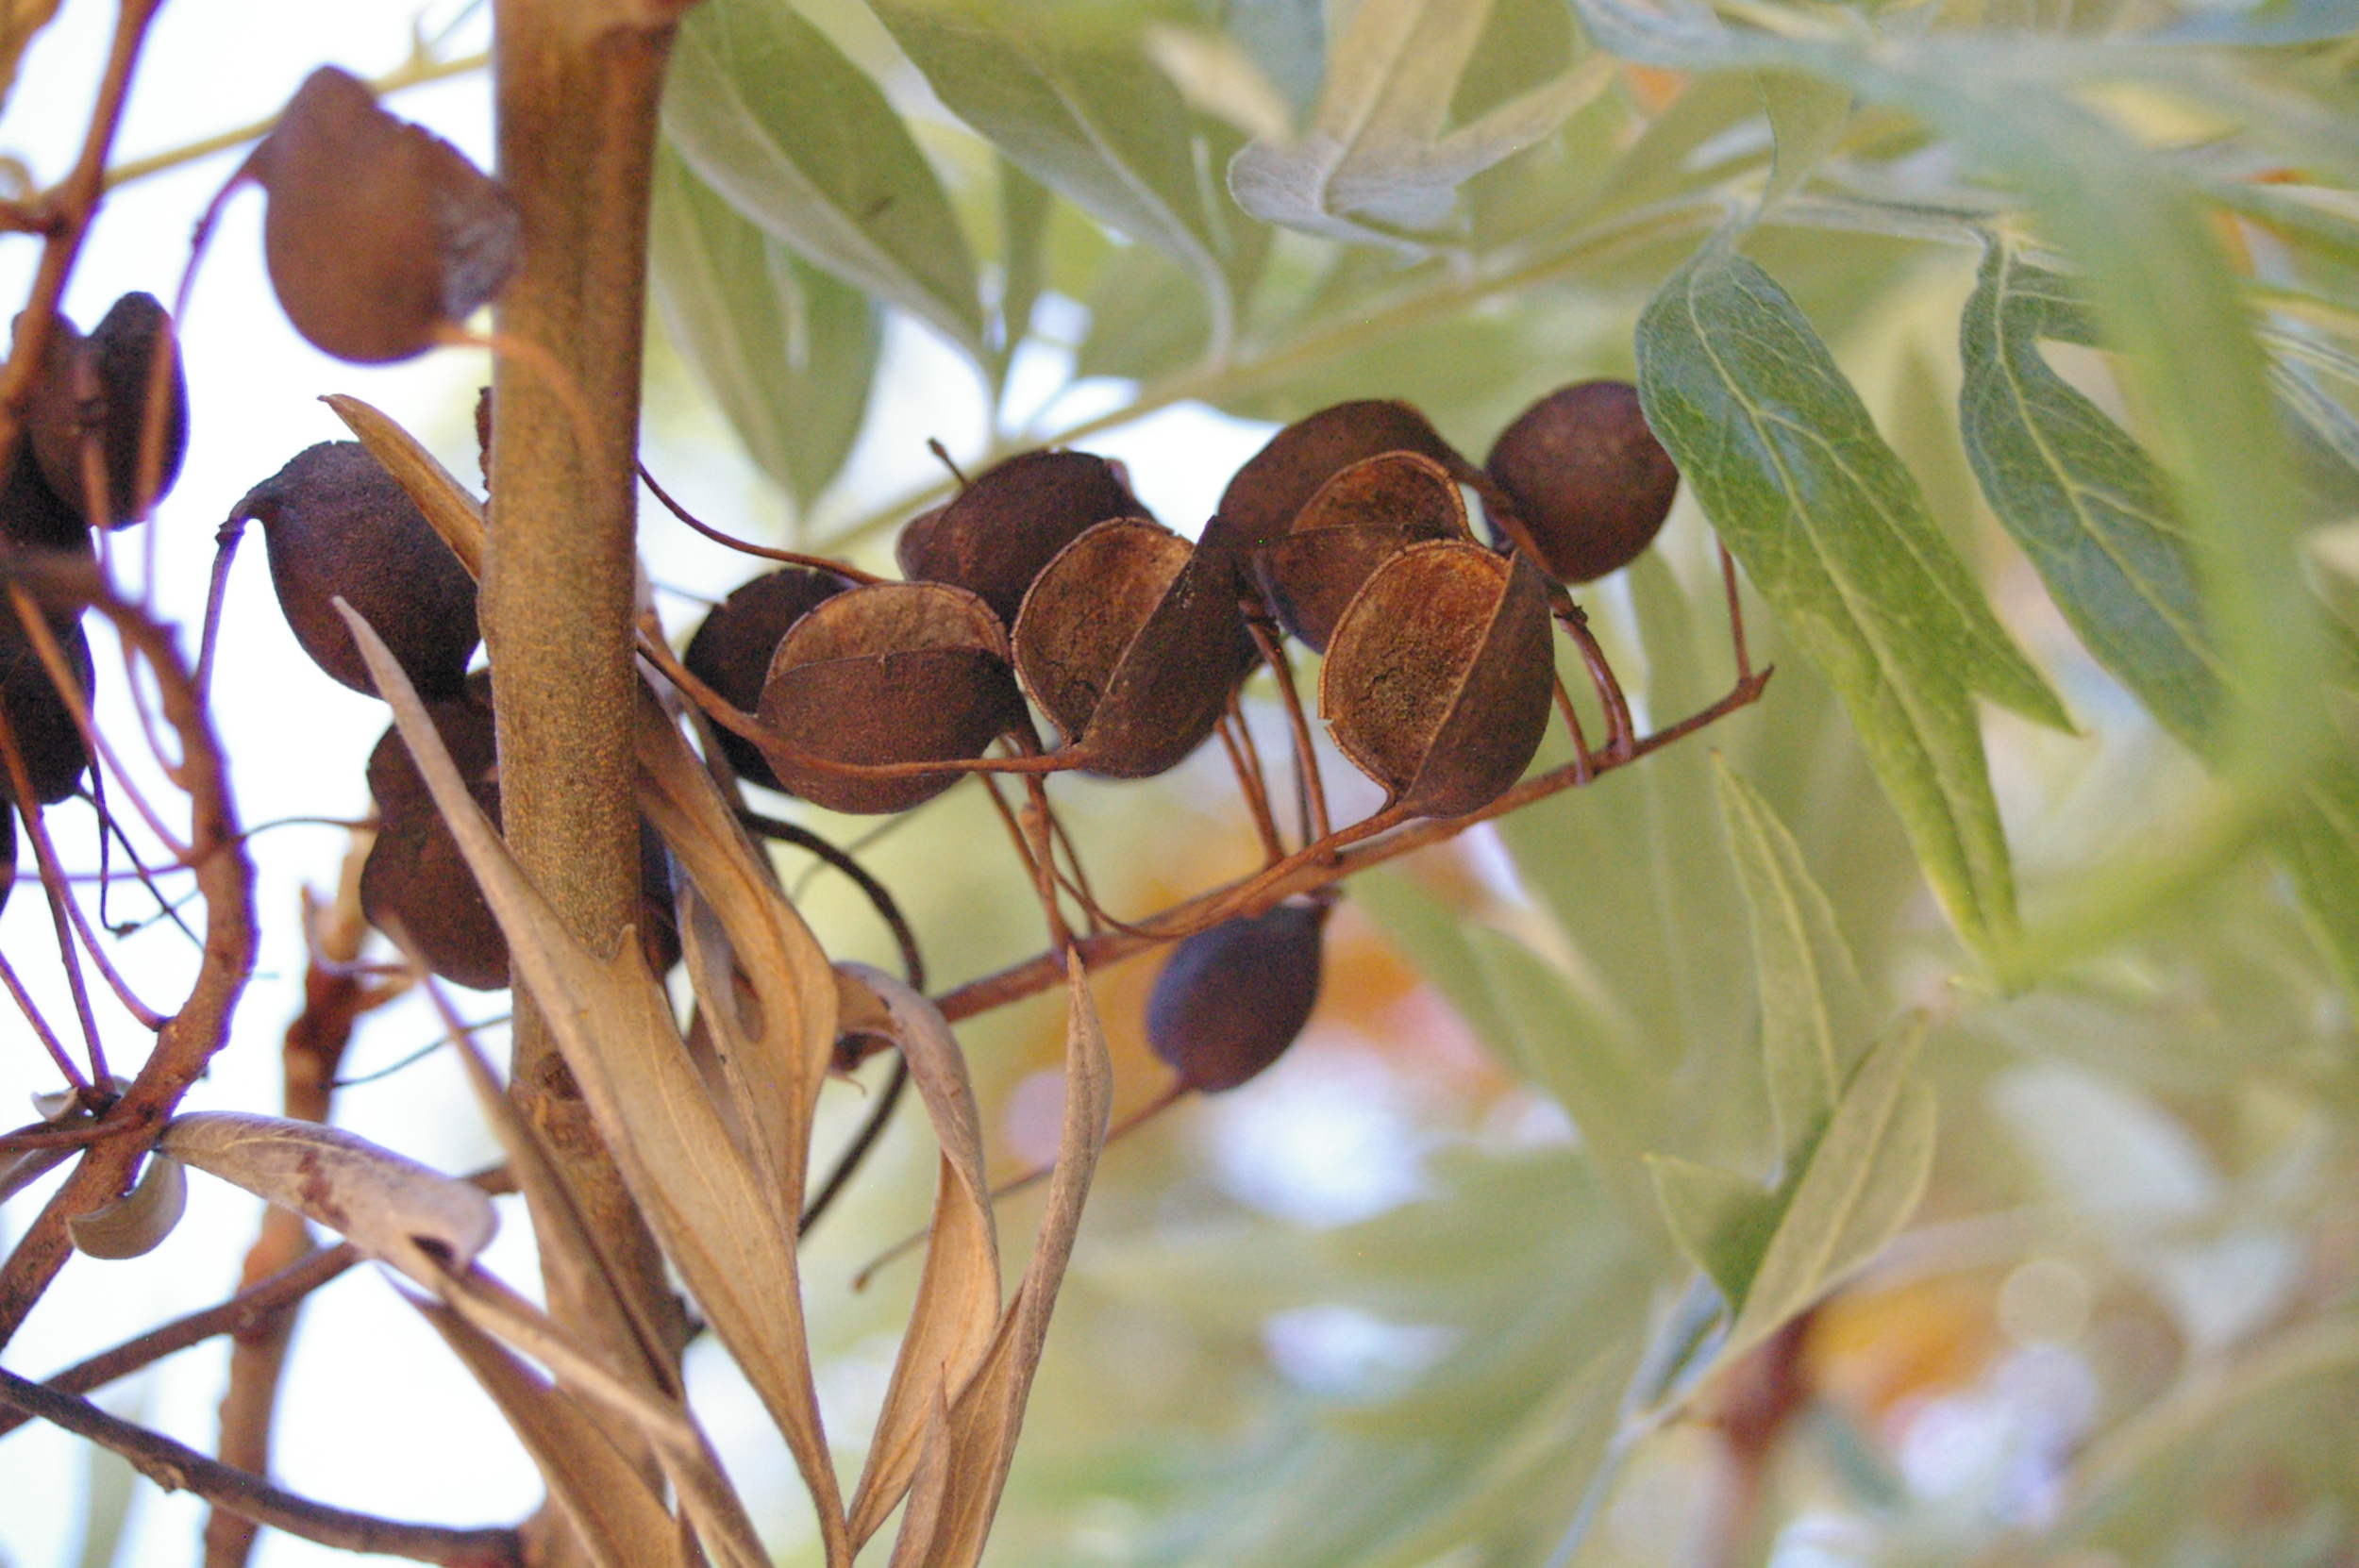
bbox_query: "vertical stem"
[482,2,684,1543]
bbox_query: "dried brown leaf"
[414,1295,687,1568]
[65,1151,185,1259]
[840,963,999,1551]
[887,958,1113,1568]
[159,1111,496,1287]
[340,601,851,1567]
[430,1265,769,1568]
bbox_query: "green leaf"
[1723,1021,1934,1361]
[663,0,983,359]
[1753,69,1849,211]
[1227,0,1614,247]
[871,0,1236,355]
[1647,1153,1780,1307]
[1958,239,2223,752]
[1714,757,1873,1168]
[2278,763,2359,1000]
[1076,243,1210,383]
[1636,240,2067,954]
[649,148,882,509]
[995,156,1052,366]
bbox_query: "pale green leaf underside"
[1636,242,2066,952]
[663,0,983,358]
[648,148,881,509]
[1714,757,1872,1168]
[1958,240,2223,752]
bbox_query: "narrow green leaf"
[995,156,1052,365]
[1076,243,1209,383]
[1958,239,2223,751]
[1228,0,1613,246]
[1637,241,2066,953]
[1722,1021,1936,1362]
[1647,1153,1779,1308]
[871,0,1234,354]
[663,0,983,358]
[1713,757,1873,1167]
[649,147,882,509]
[2279,763,2359,1000]
[1753,69,1848,211]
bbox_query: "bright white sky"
[0,4,1278,1563]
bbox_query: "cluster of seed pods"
[674,381,1688,1097]
[0,292,192,912]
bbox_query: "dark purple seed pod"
[1484,380,1681,584]
[1318,541,1553,819]
[234,441,480,698]
[754,581,1022,814]
[0,440,93,555]
[29,293,189,527]
[682,566,857,792]
[1251,450,1470,653]
[1146,900,1327,1093]
[0,611,93,807]
[1011,517,1249,779]
[895,449,1146,626]
[362,676,681,989]
[249,67,521,364]
[1212,400,1480,558]
[0,802,15,918]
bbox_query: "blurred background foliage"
[653,0,2359,1563]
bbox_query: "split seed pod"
[895,449,1146,626]
[1213,399,1479,556]
[234,441,480,698]
[362,676,680,989]
[1252,450,1470,653]
[755,580,1021,813]
[248,67,521,363]
[682,565,857,791]
[1012,517,1250,778]
[1319,541,1553,818]
[28,292,190,527]
[1484,380,1681,584]
[1146,900,1327,1093]
[0,613,95,807]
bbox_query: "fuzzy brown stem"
[483,7,685,1556]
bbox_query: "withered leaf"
[159,1111,497,1287]
[65,1151,186,1259]
[250,67,522,363]
[342,599,850,1566]
[1319,541,1553,818]
[414,1296,689,1568]
[839,963,999,1551]
[885,959,1112,1568]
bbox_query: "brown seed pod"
[1251,450,1471,654]
[0,802,14,918]
[1319,541,1553,818]
[0,612,95,807]
[29,293,190,527]
[895,449,1146,626]
[249,66,521,364]
[362,677,680,989]
[234,441,480,698]
[0,439,92,555]
[1212,400,1480,556]
[683,566,858,792]
[1012,517,1250,778]
[1484,380,1681,584]
[1146,899,1327,1093]
[754,580,1021,814]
